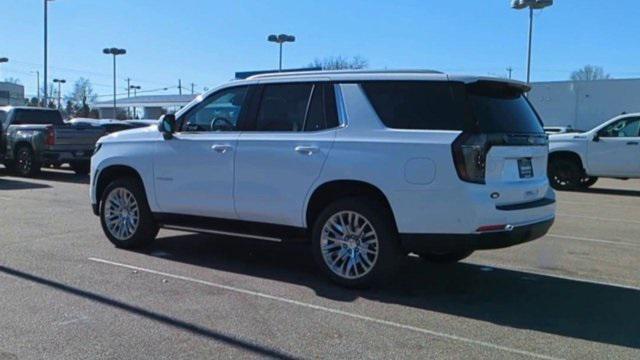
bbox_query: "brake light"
[44,126,55,146]
[452,132,488,184]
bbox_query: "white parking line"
[479,263,640,292]
[557,213,640,225]
[547,233,639,248]
[88,257,561,360]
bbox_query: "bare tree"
[3,77,21,84]
[570,65,611,81]
[309,56,368,70]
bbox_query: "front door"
[234,83,339,227]
[587,116,640,177]
[153,86,249,218]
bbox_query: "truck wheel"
[579,176,598,189]
[548,158,582,190]
[311,197,400,288]
[70,161,90,175]
[100,177,158,249]
[14,146,40,177]
[419,250,474,264]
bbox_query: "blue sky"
[1,0,639,99]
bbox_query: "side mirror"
[159,114,176,140]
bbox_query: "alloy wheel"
[320,211,379,280]
[104,187,140,241]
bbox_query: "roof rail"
[247,69,444,80]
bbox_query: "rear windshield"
[361,80,543,134]
[11,109,64,126]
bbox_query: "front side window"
[182,86,248,132]
[256,83,313,132]
[599,117,640,138]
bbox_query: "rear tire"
[579,176,598,189]
[419,250,473,264]
[13,146,40,177]
[548,157,583,190]
[100,177,158,249]
[311,197,400,288]
[70,161,90,175]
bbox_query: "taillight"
[44,126,55,146]
[452,132,488,184]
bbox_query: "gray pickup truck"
[0,106,105,176]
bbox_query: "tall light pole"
[102,47,126,118]
[129,85,141,118]
[0,57,8,80]
[44,0,55,106]
[53,78,65,109]
[511,0,553,84]
[267,34,295,71]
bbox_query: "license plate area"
[518,158,533,179]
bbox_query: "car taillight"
[452,132,488,184]
[45,126,55,146]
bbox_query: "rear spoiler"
[448,75,531,92]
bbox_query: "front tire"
[70,161,90,175]
[311,197,400,288]
[579,176,598,189]
[419,250,473,264]
[548,157,583,190]
[100,177,158,249]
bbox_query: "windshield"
[12,109,64,126]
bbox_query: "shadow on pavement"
[578,187,640,197]
[138,233,640,350]
[0,264,296,360]
[0,178,51,190]
[0,167,89,185]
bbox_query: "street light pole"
[511,0,553,84]
[526,7,533,84]
[53,78,65,109]
[43,0,54,106]
[103,47,126,118]
[129,85,141,118]
[267,34,295,71]
[0,58,8,81]
[31,71,41,103]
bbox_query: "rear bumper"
[41,150,93,162]
[399,217,554,253]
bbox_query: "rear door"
[464,81,549,204]
[234,82,338,227]
[587,117,640,176]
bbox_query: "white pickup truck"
[548,113,640,190]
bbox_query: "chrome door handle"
[211,144,233,153]
[295,145,318,155]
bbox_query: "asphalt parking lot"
[1,166,639,360]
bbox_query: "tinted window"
[466,81,543,134]
[599,117,640,138]
[304,85,325,131]
[361,81,465,130]
[324,84,340,129]
[256,83,312,131]
[11,109,64,126]
[183,86,248,132]
[0,111,6,125]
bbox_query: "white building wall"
[529,78,640,131]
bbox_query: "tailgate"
[485,144,549,204]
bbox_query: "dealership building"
[0,81,25,106]
[529,78,640,131]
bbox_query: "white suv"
[90,71,555,287]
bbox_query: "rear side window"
[256,83,312,131]
[466,81,543,134]
[11,109,64,126]
[361,81,465,130]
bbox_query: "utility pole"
[191,83,195,95]
[178,79,182,95]
[43,0,48,106]
[126,78,131,98]
[507,67,513,79]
